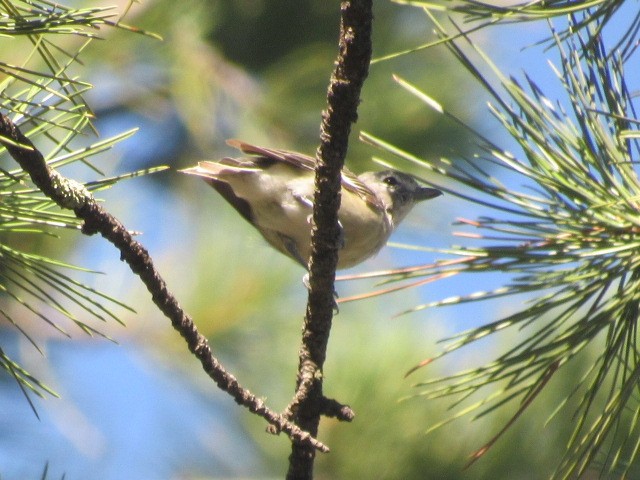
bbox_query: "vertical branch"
[287,1,373,479]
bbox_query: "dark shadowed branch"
[286,1,373,479]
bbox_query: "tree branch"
[0,113,328,454]
[286,1,373,478]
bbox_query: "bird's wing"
[226,139,384,210]
[341,171,384,210]
[226,139,317,171]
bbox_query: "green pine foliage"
[0,1,156,403]
[364,6,640,479]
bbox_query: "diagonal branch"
[286,1,373,478]
[0,113,328,454]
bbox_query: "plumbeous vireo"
[181,140,442,269]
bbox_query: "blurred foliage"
[78,0,484,171]
[234,306,597,479]
[314,322,564,480]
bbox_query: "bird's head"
[358,170,442,225]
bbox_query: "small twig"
[281,377,354,423]
[286,1,373,478]
[0,113,328,453]
[321,397,355,421]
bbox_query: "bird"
[181,139,442,270]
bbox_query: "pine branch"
[0,113,328,454]
[362,11,640,478]
[286,1,373,478]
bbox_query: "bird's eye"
[383,176,398,186]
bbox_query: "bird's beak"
[415,186,443,201]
